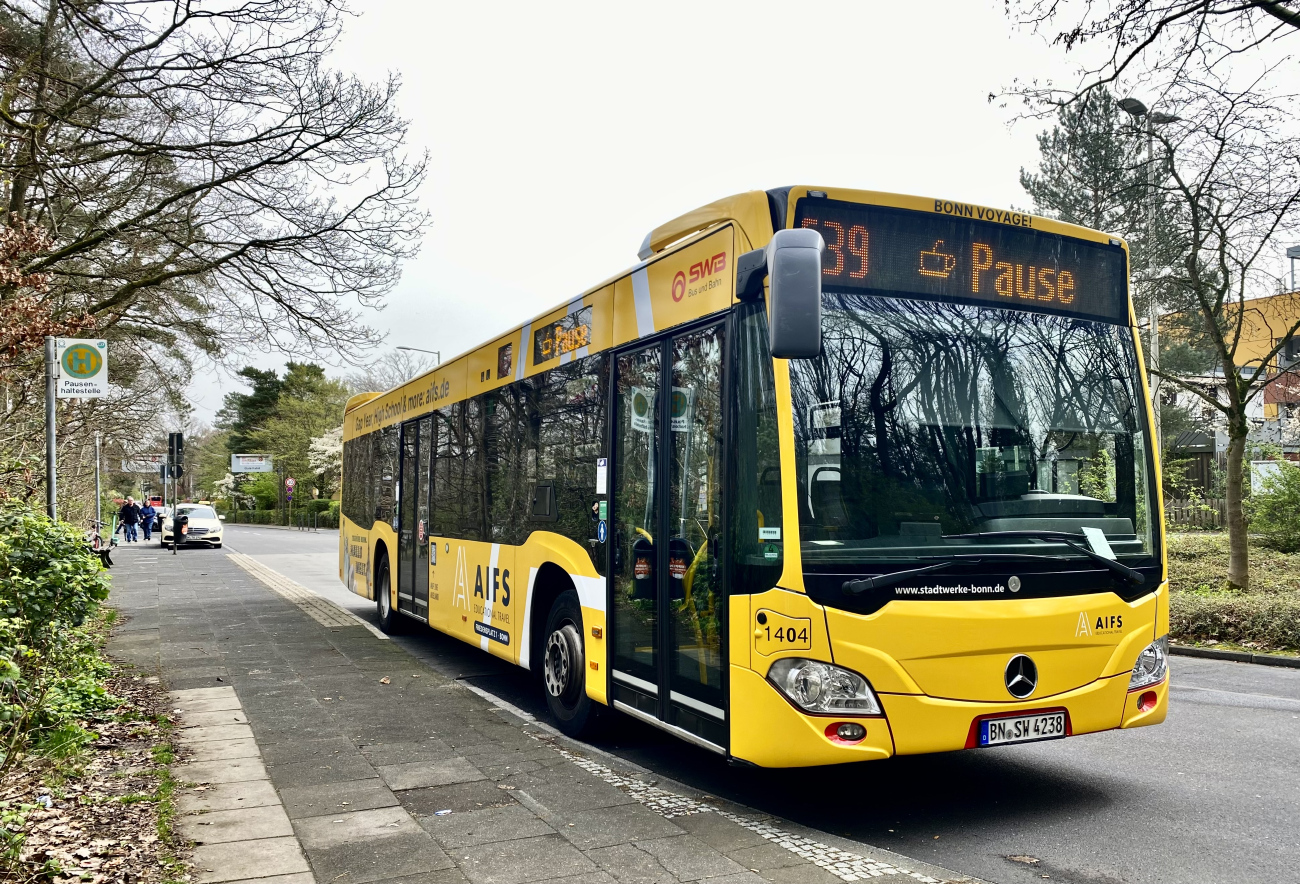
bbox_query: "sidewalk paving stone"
[377,758,485,790]
[180,724,257,744]
[395,779,517,816]
[218,875,316,884]
[559,805,684,851]
[630,835,748,882]
[178,757,270,785]
[192,835,311,884]
[260,736,360,767]
[417,803,555,849]
[182,709,252,727]
[355,738,458,767]
[178,804,295,844]
[587,843,676,884]
[172,695,244,714]
[454,834,599,884]
[186,737,262,763]
[264,752,380,789]
[279,779,399,821]
[178,780,282,813]
[293,806,454,884]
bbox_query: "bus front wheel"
[375,555,401,634]
[542,590,600,738]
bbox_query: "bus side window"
[729,301,783,593]
[532,353,608,574]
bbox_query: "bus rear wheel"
[375,554,401,634]
[542,590,600,738]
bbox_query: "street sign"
[285,477,296,489]
[231,454,273,473]
[55,339,108,398]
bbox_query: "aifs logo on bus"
[671,251,727,301]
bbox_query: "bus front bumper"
[728,665,1168,768]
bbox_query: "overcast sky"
[189,0,1083,422]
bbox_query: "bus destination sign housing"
[793,198,1129,324]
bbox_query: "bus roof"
[344,187,1127,437]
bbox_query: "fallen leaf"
[379,677,390,685]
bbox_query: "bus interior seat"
[810,468,848,528]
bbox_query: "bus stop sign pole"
[44,336,57,520]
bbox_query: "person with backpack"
[118,497,142,543]
[139,500,157,542]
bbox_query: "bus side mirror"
[766,228,825,359]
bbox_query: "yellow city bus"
[339,186,1169,767]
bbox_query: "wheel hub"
[544,625,580,698]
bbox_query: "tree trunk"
[1224,428,1249,589]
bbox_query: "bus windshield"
[789,293,1156,566]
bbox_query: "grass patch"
[1167,532,1300,652]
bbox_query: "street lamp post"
[396,345,441,364]
[1120,97,1179,455]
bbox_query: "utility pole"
[95,433,102,529]
[1120,97,1179,455]
[44,337,57,520]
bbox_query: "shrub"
[1245,461,1300,552]
[0,505,113,773]
[1170,592,1300,651]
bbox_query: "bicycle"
[87,518,117,568]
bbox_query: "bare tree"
[1007,3,1300,589]
[1010,1,1300,98]
[0,0,427,513]
[345,348,438,394]
[0,0,427,357]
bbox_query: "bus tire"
[375,554,401,634]
[542,590,600,738]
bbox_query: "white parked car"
[161,504,225,549]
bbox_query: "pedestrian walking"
[118,497,142,543]
[139,500,157,542]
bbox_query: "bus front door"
[611,323,726,751]
[397,415,432,621]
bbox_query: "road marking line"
[226,552,389,640]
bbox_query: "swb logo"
[671,251,727,302]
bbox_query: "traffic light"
[168,432,185,478]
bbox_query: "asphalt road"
[215,525,1300,884]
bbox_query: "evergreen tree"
[216,368,285,455]
[1020,89,1146,239]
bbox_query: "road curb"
[1171,644,1300,669]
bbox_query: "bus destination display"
[793,198,1128,323]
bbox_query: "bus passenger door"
[611,323,726,751]
[397,415,433,621]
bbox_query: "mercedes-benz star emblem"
[1008,575,1021,592]
[1005,654,1038,699]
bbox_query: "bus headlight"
[766,658,881,716]
[1129,635,1169,691]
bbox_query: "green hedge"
[226,508,338,529]
[228,510,282,525]
[1170,592,1300,652]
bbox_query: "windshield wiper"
[843,560,957,595]
[942,530,1145,585]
